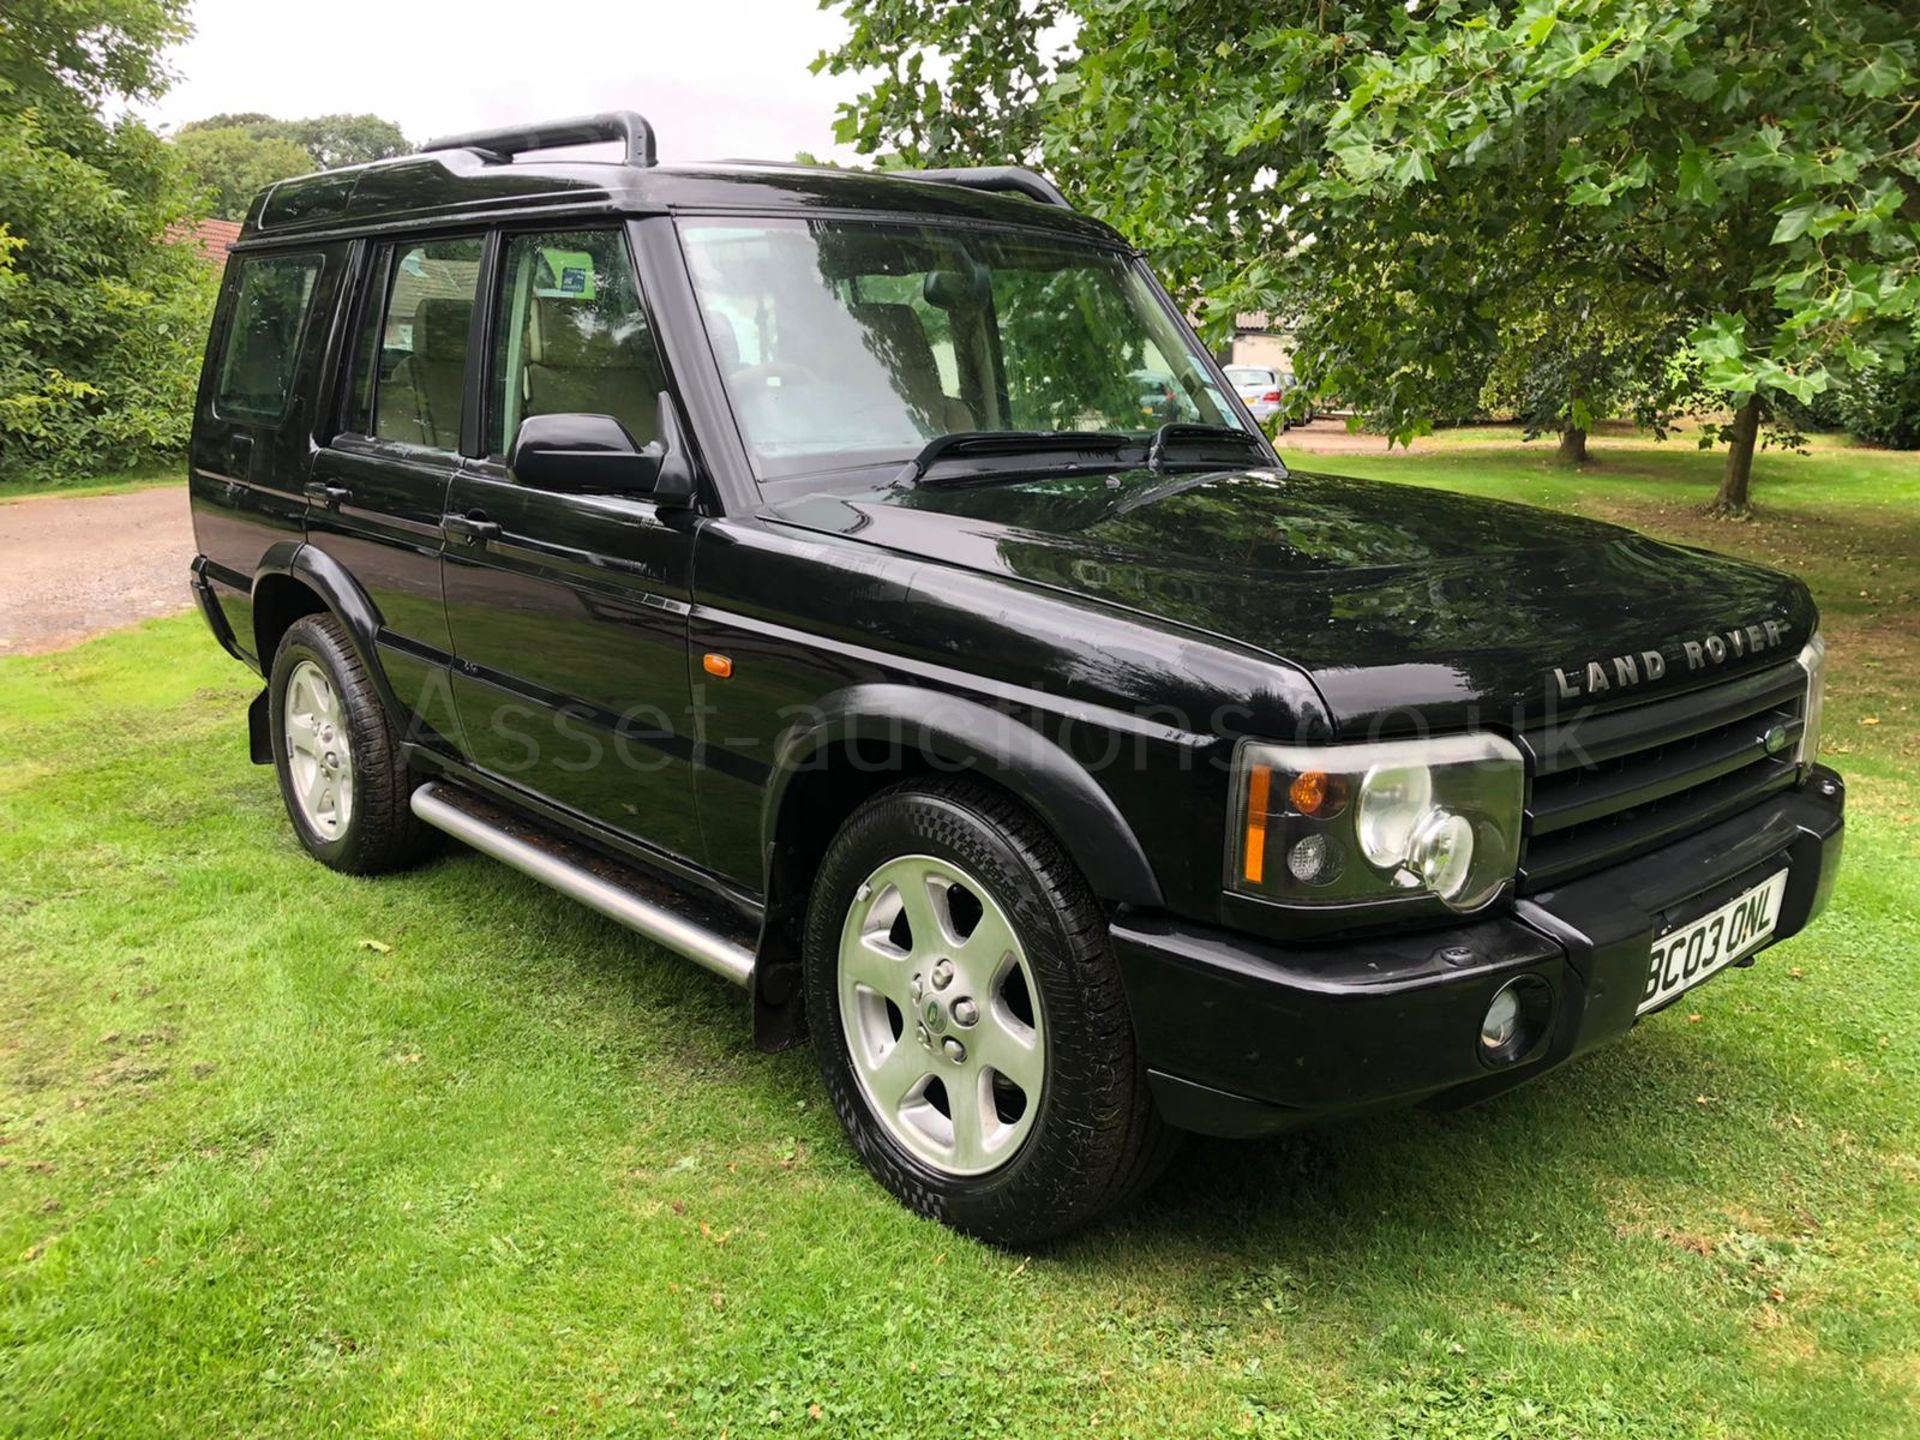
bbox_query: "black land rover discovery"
[188,112,1845,1245]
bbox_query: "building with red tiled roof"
[169,218,243,269]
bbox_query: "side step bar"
[410,782,756,988]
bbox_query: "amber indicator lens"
[702,653,734,678]
[1241,764,1273,885]
[1288,769,1350,818]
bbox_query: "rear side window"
[343,236,484,452]
[214,253,324,422]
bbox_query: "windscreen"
[680,218,1246,482]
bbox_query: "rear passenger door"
[305,234,486,749]
[441,226,704,864]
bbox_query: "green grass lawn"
[4,437,1917,1436]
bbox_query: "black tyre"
[804,777,1177,1245]
[268,613,432,874]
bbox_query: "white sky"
[135,0,868,165]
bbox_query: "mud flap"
[248,687,273,764]
[751,919,808,1053]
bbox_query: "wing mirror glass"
[507,394,694,504]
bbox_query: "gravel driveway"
[0,486,196,657]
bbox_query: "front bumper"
[1115,767,1846,1137]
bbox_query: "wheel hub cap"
[837,854,1045,1178]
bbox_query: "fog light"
[1479,975,1553,1067]
[1481,986,1520,1050]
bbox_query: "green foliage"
[172,113,409,221]
[1480,277,1699,445]
[0,0,213,485]
[0,0,189,104]
[1840,364,1920,450]
[173,125,312,220]
[819,1,1920,457]
[177,112,410,172]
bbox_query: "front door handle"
[304,481,351,508]
[443,511,502,544]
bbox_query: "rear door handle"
[443,512,502,543]
[304,481,352,508]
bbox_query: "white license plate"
[1639,870,1788,1015]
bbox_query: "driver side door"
[442,226,704,865]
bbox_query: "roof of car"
[235,150,1128,251]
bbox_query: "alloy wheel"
[836,854,1045,1177]
[283,658,354,839]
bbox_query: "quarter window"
[346,236,484,452]
[214,253,323,422]
[488,229,665,457]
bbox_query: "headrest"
[923,262,990,311]
[849,302,938,381]
[414,298,472,359]
[529,299,647,370]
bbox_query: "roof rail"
[420,111,657,168]
[893,165,1073,210]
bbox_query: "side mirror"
[508,396,694,505]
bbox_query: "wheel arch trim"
[252,542,403,719]
[761,683,1164,910]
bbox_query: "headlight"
[1229,734,1525,913]
[1794,632,1825,770]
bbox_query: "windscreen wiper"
[1145,422,1271,471]
[901,431,1136,487]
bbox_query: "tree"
[173,124,313,219]
[177,112,409,170]
[0,0,214,485]
[287,113,409,170]
[1479,259,1699,463]
[172,112,409,219]
[820,1,1920,513]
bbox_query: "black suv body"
[189,114,1845,1242]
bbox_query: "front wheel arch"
[761,685,1164,915]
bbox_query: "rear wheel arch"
[250,571,329,677]
[252,545,402,722]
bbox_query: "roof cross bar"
[893,165,1073,210]
[420,111,658,169]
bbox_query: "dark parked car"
[188,112,1844,1245]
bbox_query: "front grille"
[1515,662,1807,894]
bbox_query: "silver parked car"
[1225,365,1288,425]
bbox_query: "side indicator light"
[1243,764,1272,884]
[702,653,734,679]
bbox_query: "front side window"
[488,228,666,457]
[346,236,483,452]
[214,252,324,422]
[681,219,1243,483]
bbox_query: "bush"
[0,105,215,488]
[1841,366,1920,450]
